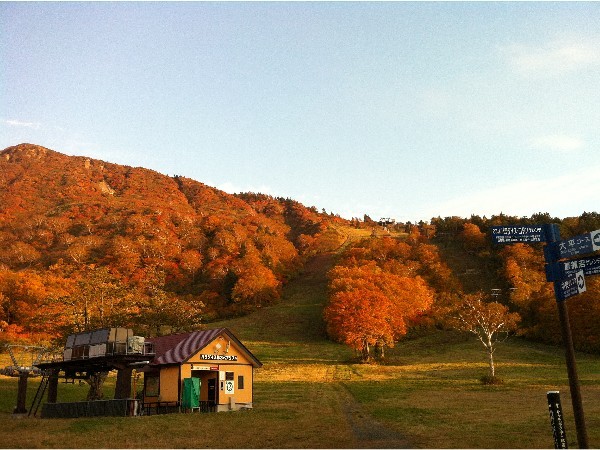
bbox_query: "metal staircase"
[28,372,49,417]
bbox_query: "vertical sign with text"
[547,391,568,449]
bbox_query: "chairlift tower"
[2,344,47,414]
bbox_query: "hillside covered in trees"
[1,143,599,355]
[324,215,600,357]
[429,214,600,353]
[0,143,347,343]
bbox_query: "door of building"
[208,377,218,406]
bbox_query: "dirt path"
[293,249,413,448]
[334,382,412,449]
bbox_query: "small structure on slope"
[32,327,155,418]
[29,327,261,417]
[143,327,262,414]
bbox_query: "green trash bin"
[182,377,200,410]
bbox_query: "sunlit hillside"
[0,143,351,343]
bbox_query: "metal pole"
[556,300,588,448]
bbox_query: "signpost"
[547,391,568,449]
[546,255,600,281]
[491,223,591,449]
[553,270,586,302]
[490,224,560,244]
[544,229,600,261]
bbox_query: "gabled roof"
[147,328,262,368]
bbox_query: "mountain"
[0,143,348,342]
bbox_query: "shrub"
[480,375,504,385]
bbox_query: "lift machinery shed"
[33,327,155,418]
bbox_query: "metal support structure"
[5,344,47,368]
[3,344,50,415]
[7,345,19,367]
[47,369,59,403]
[114,367,133,399]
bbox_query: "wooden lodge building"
[143,328,262,413]
[32,327,262,418]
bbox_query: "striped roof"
[147,328,262,368]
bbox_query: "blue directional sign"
[544,229,600,262]
[554,270,586,302]
[546,255,600,282]
[491,224,560,244]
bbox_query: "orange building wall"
[216,363,254,404]
[159,366,180,402]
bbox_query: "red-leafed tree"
[325,250,435,360]
[325,288,393,360]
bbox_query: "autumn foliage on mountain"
[325,215,600,357]
[0,144,346,344]
[433,214,600,353]
[2,144,599,356]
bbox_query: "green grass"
[1,331,599,448]
[340,334,600,448]
[0,378,354,449]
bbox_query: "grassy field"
[1,333,598,448]
[0,227,599,448]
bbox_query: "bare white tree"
[450,293,521,378]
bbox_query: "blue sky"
[2,2,600,222]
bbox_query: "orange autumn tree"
[230,246,281,306]
[325,288,392,360]
[460,222,486,252]
[500,241,600,352]
[325,256,434,361]
[0,269,49,343]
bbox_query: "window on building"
[238,375,244,390]
[145,375,159,397]
[225,372,234,381]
